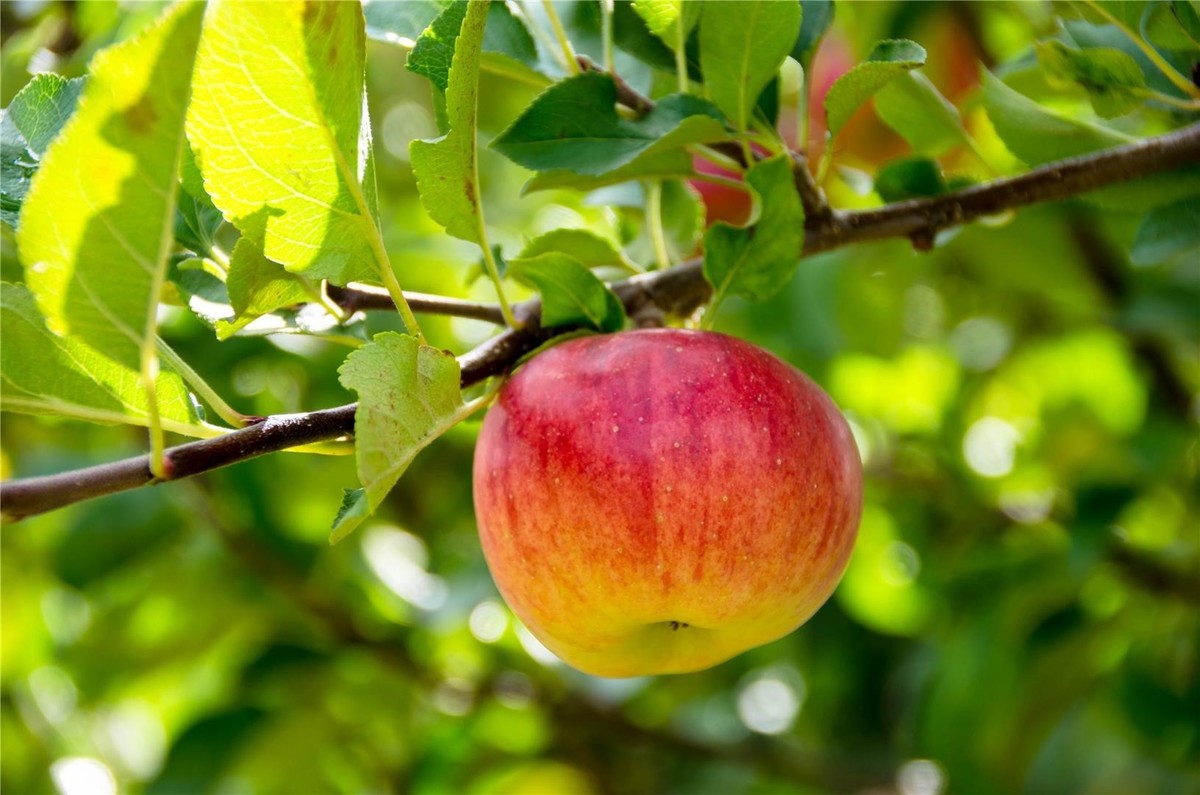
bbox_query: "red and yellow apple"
[472,329,862,677]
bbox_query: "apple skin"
[472,329,862,677]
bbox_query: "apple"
[472,329,862,677]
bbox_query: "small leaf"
[824,39,927,137]
[519,229,634,270]
[874,157,948,203]
[410,0,489,244]
[792,0,835,66]
[699,0,801,131]
[4,72,86,154]
[492,71,729,176]
[329,489,371,545]
[874,71,971,155]
[214,237,314,341]
[1036,40,1146,118]
[188,1,381,284]
[1,72,86,227]
[508,253,626,332]
[19,1,204,372]
[1131,197,1200,265]
[174,180,223,260]
[334,332,471,542]
[1,282,197,430]
[703,154,804,307]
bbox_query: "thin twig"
[327,283,510,325]
[3,125,1198,522]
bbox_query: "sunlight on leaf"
[188,1,381,284]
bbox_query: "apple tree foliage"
[1,1,1198,793]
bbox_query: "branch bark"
[3,124,1198,522]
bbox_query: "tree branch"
[3,124,1197,522]
[327,283,510,324]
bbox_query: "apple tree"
[1,1,1198,793]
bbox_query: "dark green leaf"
[492,71,729,176]
[1131,197,1200,265]
[508,252,626,332]
[874,157,948,203]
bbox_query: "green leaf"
[492,72,729,176]
[703,154,804,308]
[792,0,835,66]
[508,253,626,332]
[874,71,971,155]
[174,147,223,260]
[214,237,314,341]
[330,488,372,541]
[980,70,1200,209]
[518,229,634,271]
[874,157,948,203]
[1131,197,1200,265]
[1037,40,1146,118]
[522,149,696,193]
[410,0,490,245]
[699,0,800,132]
[1,72,86,227]
[824,39,927,137]
[4,72,85,154]
[1,282,197,430]
[188,1,381,284]
[632,0,701,50]
[333,332,470,543]
[404,0,539,92]
[1141,0,1200,49]
[19,1,204,372]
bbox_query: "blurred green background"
[2,1,1198,793]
